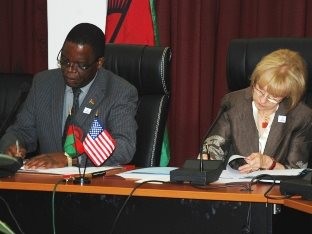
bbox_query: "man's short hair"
[64,23,105,59]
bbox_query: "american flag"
[83,118,116,166]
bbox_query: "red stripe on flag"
[83,130,116,166]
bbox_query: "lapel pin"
[89,99,95,105]
[278,115,286,123]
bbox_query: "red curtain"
[0,0,47,74]
[2,0,312,166]
[156,0,312,166]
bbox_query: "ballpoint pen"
[16,139,20,157]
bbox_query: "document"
[117,167,178,183]
[18,166,121,176]
[217,155,306,183]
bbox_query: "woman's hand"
[238,153,278,173]
[197,153,209,160]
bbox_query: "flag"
[83,118,116,166]
[105,0,155,45]
[105,0,171,166]
[63,124,85,157]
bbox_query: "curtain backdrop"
[2,0,312,166]
[156,0,312,166]
[0,0,47,74]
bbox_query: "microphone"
[0,82,31,137]
[0,154,23,178]
[170,102,230,185]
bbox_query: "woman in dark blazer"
[202,49,312,173]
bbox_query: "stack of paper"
[117,167,178,183]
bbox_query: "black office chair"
[105,43,171,167]
[227,38,312,106]
[226,37,312,167]
[0,73,33,137]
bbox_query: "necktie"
[62,88,82,145]
[71,88,82,116]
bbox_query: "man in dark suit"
[0,23,138,168]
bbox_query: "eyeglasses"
[56,50,98,71]
[253,85,282,104]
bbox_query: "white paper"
[117,167,178,182]
[19,166,120,175]
[217,154,305,183]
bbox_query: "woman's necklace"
[258,111,270,128]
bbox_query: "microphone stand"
[67,118,90,185]
[73,157,91,185]
[170,103,229,185]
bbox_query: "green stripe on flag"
[150,0,160,46]
[160,127,170,166]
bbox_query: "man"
[0,23,138,168]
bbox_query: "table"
[284,198,312,214]
[0,172,284,202]
[0,172,287,234]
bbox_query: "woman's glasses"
[253,86,282,104]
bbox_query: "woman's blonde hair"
[250,49,307,110]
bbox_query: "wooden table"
[0,172,291,234]
[0,172,284,202]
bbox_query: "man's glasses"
[253,85,282,104]
[56,50,98,71]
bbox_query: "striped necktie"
[62,88,82,145]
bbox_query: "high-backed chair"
[0,73,33,137]
[105,43,171,167]
[226,37,312,166]
[227,38,312,107]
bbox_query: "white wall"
[47,0,107,69]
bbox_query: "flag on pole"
[83,117,116,166]
[63,123,85,158]
[105,0,155,45]
[105,0,171,166]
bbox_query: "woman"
[202,49,312,173]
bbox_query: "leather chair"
[226,37,312,166]
[105,44,171,167]
[0,73,33,137]
[0,44,171,167]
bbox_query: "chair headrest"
[227,38,312,92]
[104,43,171,96]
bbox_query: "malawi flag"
[105,0,170,166]
[63,124,85,158]
[105,0,155,45]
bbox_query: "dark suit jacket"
[204,87,312,168]
[0,67,138,166]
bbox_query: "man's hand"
[5,143,26,159]
[24,153,67,169]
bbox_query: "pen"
[16,140,20,156]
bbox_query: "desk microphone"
[170,102,229,185]
[0,154,23,178]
